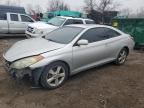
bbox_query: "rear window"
[0,13,6,20]
[85,20,95,24]
[10,14,19,21]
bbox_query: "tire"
[115,48,128,65]
[40,62,68,89]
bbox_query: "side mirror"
[77,39,89,46]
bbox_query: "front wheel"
[40,62,68,89]
[115,48,128,65]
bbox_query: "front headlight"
[34,29,44,34]
[11,55,44,69]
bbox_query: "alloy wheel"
[118,50,127,64]
[46,66,66,87]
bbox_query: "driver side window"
[79,28,108,43]
[21,15,34,22]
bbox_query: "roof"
[66,24,124,34]
[57,16,94,21]
[0,5,24,9]
[0,5,25,14]
[113,17,144,20]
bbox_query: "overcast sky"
[0,0,144,13]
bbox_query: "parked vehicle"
[0,5,26,14]
[26,16,95,38]
[41,10,85,22]
[112,18,144,47]
[0,12,35,36]
[4,24,134,89]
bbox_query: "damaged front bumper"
[4,61,44,86]
[4,61,32,79]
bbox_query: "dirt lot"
[0,38,144,108]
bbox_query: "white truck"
[26,16,95,38]
[0,12,35,37]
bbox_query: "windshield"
[47,17,66,26]
[46,27,84,44]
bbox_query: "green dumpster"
[112,18,144,47]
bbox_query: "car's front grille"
[27,26,34,33]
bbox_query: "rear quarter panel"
[0,20,8,33]
[118,34,134,55]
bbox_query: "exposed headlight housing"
[11,55,44,69]
[34,29,44,34]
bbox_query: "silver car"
[3,24,134,89]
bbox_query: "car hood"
[4,38,65,62]
[29,22,58,29]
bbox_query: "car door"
[9,13,21,33]
[103,28,123,59]
[72,28,110,73]
[20,15,35,32]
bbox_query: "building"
[0,5,26,14]
[87,10,118,25]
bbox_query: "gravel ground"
[0,38,144,108]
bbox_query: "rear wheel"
[115,48,128,65]
[40,62,68,89]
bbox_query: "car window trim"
[73,27,121,46]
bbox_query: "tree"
[84,0,119,12]
[5,0,16,6]
[35,4,42,13]
[119,8,130,18]
[47,0,70,11]
[84,0,95,12]
[5,0,21,6]
[84,0,119,23]
[137,8,144,18]
[98,0,114,12]
[26,4,36,15]
[98,0,114,23]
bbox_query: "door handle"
[10,23,14,24]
